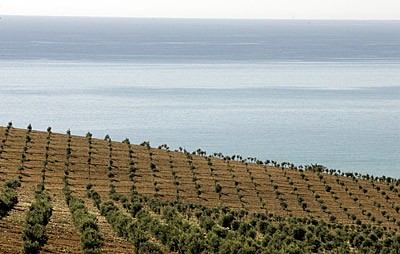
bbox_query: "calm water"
[0,16,399,177]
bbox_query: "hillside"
[1,123,400,253]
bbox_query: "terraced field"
[1,124,400,253]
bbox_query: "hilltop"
[1,124,400,253]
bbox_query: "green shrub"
[81,228,103,254]
[99,200,150,252]
[23,239,41,254]
[139,241,163,254]
[4,179,21,189]
[65,186,103,253]
[0,180,20,219]
[22,188,52,254]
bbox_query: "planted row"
[63,184,103,254]
[64,130,103,254]
[87,187,162,254]
[22,183,52,254]
[0,122,12,159]
[143,194,400,254]
[0,179,21,219]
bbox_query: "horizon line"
[2,14,400,22]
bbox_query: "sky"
[1,0,399,20]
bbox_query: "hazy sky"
[1,0,399,20]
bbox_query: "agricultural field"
[1,123,400,253]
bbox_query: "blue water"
[0,16,399,177]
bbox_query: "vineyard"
[1,123,400,253]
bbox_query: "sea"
[0,16,399,178]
